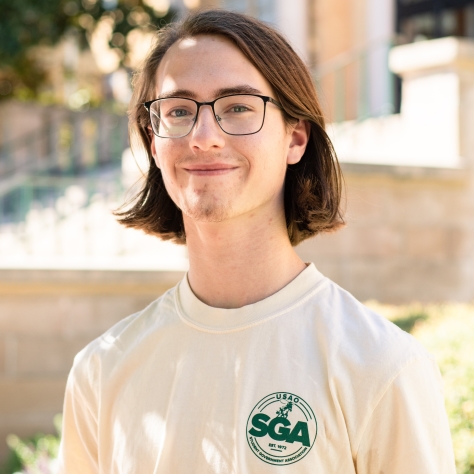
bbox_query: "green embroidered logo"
[246,392,317,465]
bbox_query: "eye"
[230,105,250,113]
[169,108,191,118]
[221,103,254,115]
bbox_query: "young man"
[59,10,455,473]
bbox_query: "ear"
[287,119,310,165]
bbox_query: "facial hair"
[174,152,244,222]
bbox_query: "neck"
[183,208,306,309]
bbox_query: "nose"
[188,104,225,151]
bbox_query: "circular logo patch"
[246,392,317,466]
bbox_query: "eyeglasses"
[143,94,282,138]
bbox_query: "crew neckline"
[175,263,326,333]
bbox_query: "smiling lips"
[184,163,238,176]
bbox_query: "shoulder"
[69,284,179,384]
[304,273,434,416]
[313,276,429,367]
[304,274,441,449]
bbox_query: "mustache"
[175,152,246,166]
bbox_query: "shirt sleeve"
[355,356,456,474]
[57,349,100,474]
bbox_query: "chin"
[182,201,232,223]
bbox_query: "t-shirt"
[58,263,455,473]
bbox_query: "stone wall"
[297,164,474,302]
[0,270,183,462]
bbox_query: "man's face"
[151,35,307,225]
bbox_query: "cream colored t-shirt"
[58,264,455,473]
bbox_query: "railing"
[313,38,398,123]
[0,104,129,220]
[0,104,189,269]
[0,106,129,180]
[0,104,130,260]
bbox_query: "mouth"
[183,163,238,176]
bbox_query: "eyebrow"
[157,85,263,100]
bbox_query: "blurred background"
[0,0,474,472]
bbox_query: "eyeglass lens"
[149,95,266,138]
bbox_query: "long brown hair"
[116,9,344,245]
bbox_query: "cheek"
[153,144,190,201]
[157,159,176,188]
[151,147,174,189]
[157,164,182,207]
[153,141,177,175]
[253,139,288,175]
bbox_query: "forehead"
[155,35,273,100]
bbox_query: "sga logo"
[246,392,317,465]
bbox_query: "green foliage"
[0,415,62,474]
[0,0,176,100]
[0,0,66,98]
[391,311,428,333]
[368,302,474,474]
[0,0,69,62]
[412,305,474,474]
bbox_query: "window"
[397,0,474,41]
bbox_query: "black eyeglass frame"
[143,93,282,138]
